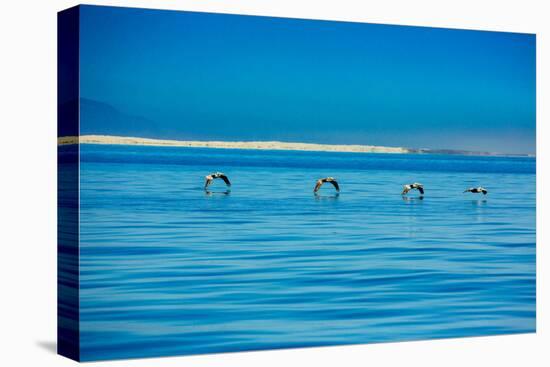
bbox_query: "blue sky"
[79,5,536,154]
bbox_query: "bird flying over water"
[402,182,424,195]
[314,177,340,193]
[464,187,488,195]
[204,172,231,189]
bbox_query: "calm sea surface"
[77,144,536,361]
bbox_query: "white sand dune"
[58,135,412,154]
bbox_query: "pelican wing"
[204,177,213,189]
[328,180,340,192]
[417,186,424,195]
[402,186,410,195]
[481,189,488,195]
[314,180,323,193]
[219,174,231,186]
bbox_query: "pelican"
[402,182,424,195]
[314,177,340,193]
[204,172,231,189]
[464,186,488,195]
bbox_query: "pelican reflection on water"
[402,195,424,203]
[205,189,231,196]
[314,192,340,200]
[469,198,488,208]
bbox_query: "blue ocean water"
[77,144,536,361]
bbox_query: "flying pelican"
[314,177,340,193]
[204,172,231,189]
[464,186,488,195]
[402,182,424,195]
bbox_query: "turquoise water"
[77,145,536,361]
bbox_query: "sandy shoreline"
[58,135,411,154]
[58,135,534,157]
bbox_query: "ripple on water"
[75,146,536,361]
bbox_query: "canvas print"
[58,5,536,362]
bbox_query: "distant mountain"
[79,98,162,137]
[60,98,533,158]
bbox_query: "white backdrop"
[0,0,546,366]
